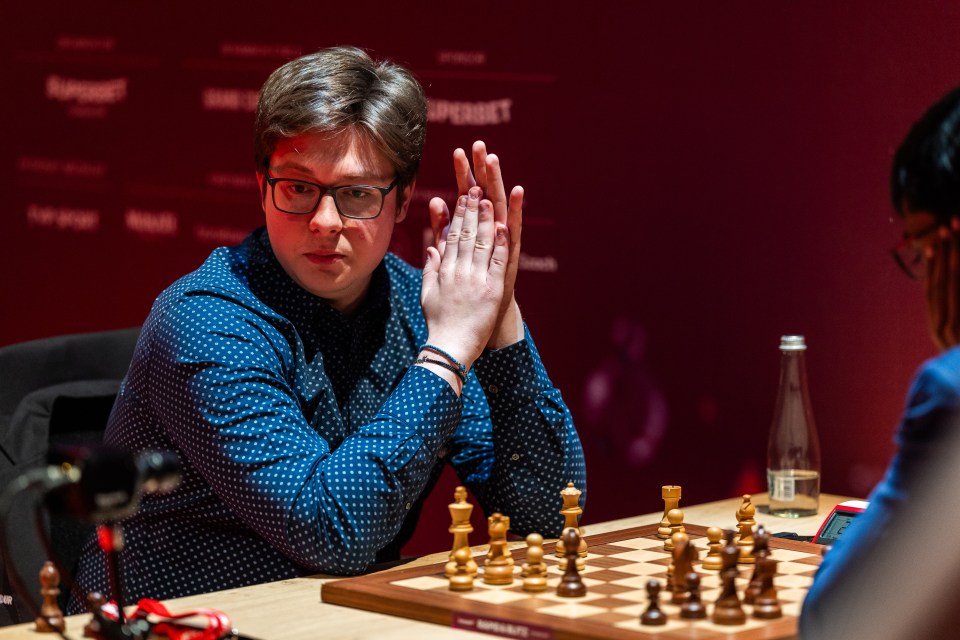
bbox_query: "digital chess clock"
[813,500,868,545]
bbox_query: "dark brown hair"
[254,46,428,207]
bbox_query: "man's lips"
[304,251,344,264]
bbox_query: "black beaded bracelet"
[419,344,467,377]
[415,356,467,383]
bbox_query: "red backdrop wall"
[2,2,957,554]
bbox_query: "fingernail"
[458,195,467,207]
[469,186,481,200]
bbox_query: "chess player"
[800,85,960,638]
[71,46,586,609]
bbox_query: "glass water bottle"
[767,335,821,517]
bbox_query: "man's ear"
[256,171,267,213]
[396,179,416,223]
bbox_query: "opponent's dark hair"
[254,46,428,208]
[891,85,960,220]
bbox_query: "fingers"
[471,200,497,273]
[443,194,468,265]
[472,141,489,191]
[421,245,441,304]
[423,246,441,280]
[453,148,476,195]
[484,153,507,226]
[487,223,509,288]
[428,196,450,253]
[508,185,524,245]
[455,188,481,265]
[438,185,503,286]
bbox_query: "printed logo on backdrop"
[219,42,302,60]
[124,209,178,238]
[17,156,107,180]
[193,225,251,246]
[428,99,513,126]
[26,205,100,232]
[206,172,258,191]
[436,50,487,66]
[56,35,117,53]
[201,87,259,113]
[45,75,128,119]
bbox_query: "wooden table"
[0,492,852,639]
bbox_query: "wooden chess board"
[321,524,822,640]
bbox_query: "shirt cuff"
[471,325,552,409]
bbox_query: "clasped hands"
[420,141,524,383]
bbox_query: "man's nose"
[308,194,343,232]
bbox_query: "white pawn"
[522,534,548,592]
[702,526,724,570]
[663,508,685,551]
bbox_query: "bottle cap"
[779,335,806,351]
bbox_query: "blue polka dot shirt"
[72,227,586,608]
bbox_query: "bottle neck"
[779,349,809,396]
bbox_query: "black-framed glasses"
[263,168,399,219]
[891,222,939,281]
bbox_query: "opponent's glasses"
[263,168,399,219]
[890,222,938,280]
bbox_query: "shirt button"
[510,453,520,461]
[488,384,498,394]
[405,502,412,510]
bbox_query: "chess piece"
[701,526,724,570]
[445,486,477,578]
[483,513,514,585]
[556,528,586,597]
[680,572,707,619]
[640,579,668,625]
[670,532,696,604]
[556,482,587,570]
[744,524,770,604]
[736,494,756,564]
[712,530,746,625]
[83,592,107,638]
[522,534,548,592]
[752,556,783,619]
[665,554,674,593]
[663,508,685,551]
[449,547,475,591]
[658,485,681,539]
[35,561,65,633]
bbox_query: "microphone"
[44,446,181,523]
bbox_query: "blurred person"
[800,85,960,637]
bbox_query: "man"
[799,85,960,637]
[72,46,585,607]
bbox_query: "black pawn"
[640,579,668,626]
[753,557,782,619]
[712,530,746,625]
[556,528,586,597]
[679,572,707,619]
